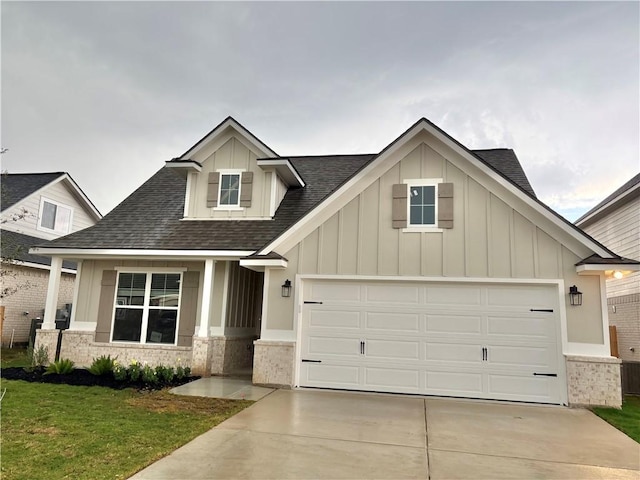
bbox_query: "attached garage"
[298,278,566,405]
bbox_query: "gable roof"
[32,117,625,265]
[575,173,640,227]
[1,172,66,211]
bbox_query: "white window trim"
[214,169,244,210]
[110,270,183,346]
[37,196,74,234]
[403,178,442,231]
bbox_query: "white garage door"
[299,279,564,404]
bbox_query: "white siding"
[2,179,98,240]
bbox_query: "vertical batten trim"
[317,224,324,274]
[533,227,541,278]
[377,180,383,275]
[464,176,470,276]
[357,193,364,275]
[509,208,516,277]
[487,193,493,277]
[337,209,344,274]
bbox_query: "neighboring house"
[32,117,639,408]
[1,173,101,344]
[575,174,640,362]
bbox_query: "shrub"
[141,364,158,385]
[89,355,116,376]
[155,365,175,384]
[128,361,142,382]
[45,358,75,375]
[113,362,128,382]
[175,365,186,380]
[26,344,49,371]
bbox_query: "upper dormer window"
[38,197,73,234]
[219,173,240,207]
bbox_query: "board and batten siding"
[187,134,273,219]
[264,141,604,345]
[2,179,97,241]
[582,196,640,298]
[225,261,263,335]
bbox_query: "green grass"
[593,395,640,443]
[1,346,30,368]
[0,380,252,480]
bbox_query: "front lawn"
[592,395,640,443]
[0,380,252,480]
[1,346,29,368]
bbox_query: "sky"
[1,1,638,221]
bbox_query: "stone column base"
[60,330,96,366]
[566,355,622,408]
[34,329,59,364]
[252,340,294,388]
[191,337,217,377]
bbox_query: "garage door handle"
[302,359,322,363]
[530,309,554,312]
[304,301,323,304]
[533,373,557,377]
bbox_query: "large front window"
[112,272,181,344]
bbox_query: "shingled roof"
[1,172,65,211]
[575,173,640,226]
[2,230,76,269]
[473,149,536,198]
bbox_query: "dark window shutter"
[207,172,220,207]
[392,183,408,229]
[240,172,253,207]
[95,270,117,343]
[438,182,454,229]
[177,271,199,346]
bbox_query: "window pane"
[150,274,180,306]
[112,309,143,341]
[423,205,435,225]
[228,174,240,189]
[42,202,57,229]
[55,205,72,233]
[424,186,435,204]
[410,187,423,205]
[146,309,177,344]
[229,189,238,205]
[117,273,147,306]
[221,174,231,188]
[220,174,240,206]
[410,205,422,225]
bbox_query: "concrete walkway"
[131,389,640,479]
[170,376,274,401]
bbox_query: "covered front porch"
[34,253,269,379]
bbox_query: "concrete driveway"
[131,389,640,479]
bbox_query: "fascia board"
[256,159,305,187]
[28,247,255,260]
[165,160,203,174]
[61,174,103,220]
[10,260,76,274]
[260,118,612,259]
[181,118,278,159]
[239,258,288,269]
[575,182,640,228]
[576,264,640,274]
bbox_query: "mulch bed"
[1,367,199,390]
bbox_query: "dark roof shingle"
[2,230,76,269]
[472,149,536,198]
[1,173,65,211]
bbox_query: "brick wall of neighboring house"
[609,294,640,362]
[1,264,75,345]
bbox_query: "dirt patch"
[1,367,199,390]
[126,390,240,414]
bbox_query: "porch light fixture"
[281,279,292,298]
[569,285,582,306]
[613,270,624,280]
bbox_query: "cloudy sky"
[1,1,638,220]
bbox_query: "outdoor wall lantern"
[281,279,292,298]
[569,285,582,306]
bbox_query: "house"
[31,117,639,408]
[575,174,640,362]
[1,172,101,344]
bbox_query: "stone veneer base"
[253,340,294,388]
[566,355,622,408]
[34,329,60,363]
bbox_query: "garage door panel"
[365,367,420,389]
[487,315,555,340]
[365,284,420,304]
[365,339,420,360]
[309,310,361,329]
[487,373,555,400]
[426,371,483,394]
[308,336,360,357]
[487,286,555,307]
[310,282,361,303]
[366,312,420,332]
[426,342,481,363]
[426,285,482,305]
[488,345,557,369]
[426,315,482,334]
[304,364,360,385]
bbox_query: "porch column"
[42,256,63,329]
[68,260,82,328]
[197,259,216,337]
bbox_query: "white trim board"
[29,248,255,260]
